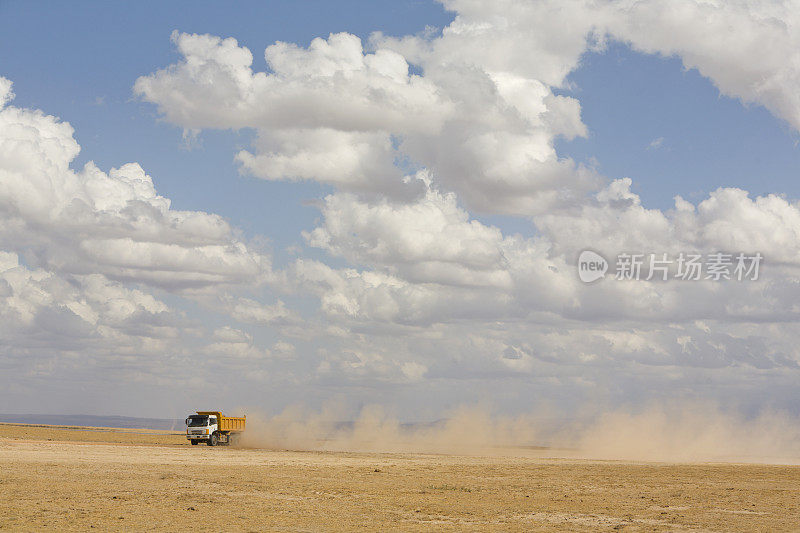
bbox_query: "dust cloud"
[572,404,800,463]
[241,404,542,456]
[240,402,800,464]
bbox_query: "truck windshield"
[186,416,209,427]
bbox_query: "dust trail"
[572,403,800,464]
[240,402,800,464]
[241,404,542,455]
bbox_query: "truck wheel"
[207,433,218,446]
[191,440,198,445]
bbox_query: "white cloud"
[0,250,177,357]
[135,30,596,213]
[134,31,450,200]
[303,186,514,286]
[0,78,304,402]
[217,295,301,327]
[537,178,800,268]
[424,0,800,131]
[0,88,271,290]
[135,31,450,133]
[134,2,800,218]
[293,175,800,332]
[204,326,271,361]
[0,77,14,109]
[235,129,415,197]
[212,326,252,343]
[601,0,800,131]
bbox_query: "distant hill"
[0,413,182,431]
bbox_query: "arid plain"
[2,423,800,531]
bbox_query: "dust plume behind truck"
[185,411,245,446]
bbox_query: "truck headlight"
[205,429,209,434]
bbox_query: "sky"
[1,0,800,420]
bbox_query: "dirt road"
[1,423,798,531]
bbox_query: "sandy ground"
[1,423,799,531]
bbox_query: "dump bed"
[196,411,246,432]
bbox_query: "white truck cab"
[186,414,218,445]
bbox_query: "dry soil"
[1,423,799,531]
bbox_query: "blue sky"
[2,0,800,421]
[558,41,800,210]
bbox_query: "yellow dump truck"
[185,411,246,446]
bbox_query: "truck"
[185,411,246,446]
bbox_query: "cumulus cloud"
[135,29,596,213]
[0,77,306,404]
[203,326,272,361]
[421,0,800,131]
[134,31,448,198]
[0,77,14,109]
[303,186,514,286]
[0,86,271,290]
[537,178,800,268]
[601,0,800,131]
[135,31,449,133]
[287,175,800,349]
[235,129,416,198]
[0,250,177,360]
[213,295,301,327]
[135,2,800,217]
